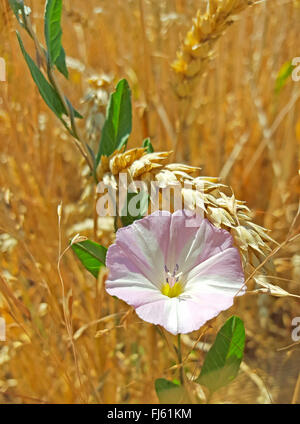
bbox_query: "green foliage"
[155,379,189,404]
[96,79,132,162]
[44,0,68,78]
[196,316,245,393]
[16,15,80,137]
[16,31,67,119]
[143,137,154,153]
[275,61,294,94]
[71,240,107,278]
[55,46,69,79]
[120,191,149,227]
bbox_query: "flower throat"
[161,264,183,298]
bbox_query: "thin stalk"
[57,203,86,403]
[177,333,184,385]
[292,372,300,404]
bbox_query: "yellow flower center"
[161,281,183,298]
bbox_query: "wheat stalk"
[97,147,274,272]
[172,0,254,98]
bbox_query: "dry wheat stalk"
[97,147,274,272]
[81,74,114,152]
[172,0,254,98]
[66,75,115,238]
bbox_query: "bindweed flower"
[106,210,245,335]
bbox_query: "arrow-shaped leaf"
[196,316,245,393]
[71,240,107,278]
[155,379,189,404]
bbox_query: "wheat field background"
[0,0,299,404]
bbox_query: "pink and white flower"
[106,210,245,335]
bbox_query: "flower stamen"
[162,264,183,297]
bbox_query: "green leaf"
[96,79,132,162]
[44,0,69,79]
[16,31,67,119]
[44,0,63,65]
[196,316,245,393]
[143,137,154,153]
[55,46,69,79]
[155,379,189,404]
[71,240,107,278]
[275,61,294,94]
[120,191,149,227]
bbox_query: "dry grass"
[0,0,299,404]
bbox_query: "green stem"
[177,333,184,385]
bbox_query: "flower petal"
[184,247,245,296]
[165,210,204,272]
[175,295,235,334]
[135,298,179,334]
[106,244,156,291]
[134,294,235,335]
[162,211,234,277]
[172,214,234,275]
[105,210,245,335]
[106,211,173,287]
